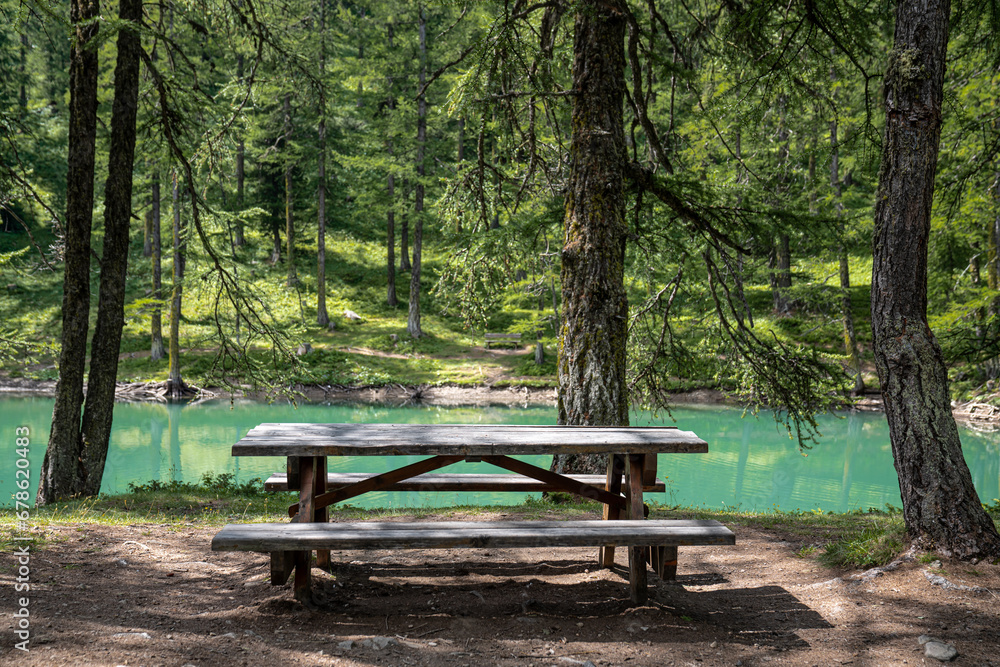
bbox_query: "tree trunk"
[39,0,101,504]
[387,163,397,307]
[871,0,1000,559]
[143,203,152,256]
[78,0,142,496]
[456,117,464,233]
[150,169,165,360]
[19,32,28,113]
[316,0,329,327]
[831,101,863,394]
[234,53,245,247]
[554,0,629,475]
[772,97,792,315]
[386,22,398,307]
[400,181,411,272]
[167,170,186,398]
[407,6,427,339]
[284,93,297,287]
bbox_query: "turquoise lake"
[2,397,998,511]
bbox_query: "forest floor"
[2,508,999,667]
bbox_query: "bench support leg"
[293,551,312,604]
[598,454,625,568]
[270,551,294,586]
[628,454,648,604]
[652,545,678,580]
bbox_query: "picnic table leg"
[628,453,648,604]
[315,456,331,571]
[598,453,625,568]
[292,457,316,603]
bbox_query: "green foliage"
[818,519,906,569]
[127,472,265,496]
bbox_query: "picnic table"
[211,423,735,605]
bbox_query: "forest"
[3,0,1000,554]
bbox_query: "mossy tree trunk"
[40,0,142,501]
[39,0,100,504]
[407,6,426,338]
[316,0,329,327]
[554,0,629,475]
[872,0,1000,559]
[78,0,142,495]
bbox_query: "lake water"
[2,397,998,512]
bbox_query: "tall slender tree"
[316,0,329,326]
[166,169,187,398]
[150,169,165,360]
[78,0,143,495]
[407,5,427,338]
[38,0,100,504]
[284,93,297,287]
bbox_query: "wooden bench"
[264,471,666,493]
[212,518,735,600]
[485,332,521,348]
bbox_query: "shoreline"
[3,377,999,429]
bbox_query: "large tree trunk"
[78,0,142,496]
[407,6,427,339]
[316,0,329,327]
[872,0,1000,559]
[39,0,101,504]
[554,0,629,475]
[151,169,165,360]
[284,93,297,287]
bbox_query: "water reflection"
[1,397,997,512]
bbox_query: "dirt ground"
[3,513,999,667]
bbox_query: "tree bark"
[554,0,629,475]
[39,0,101,504]
[167,170,187,398]
[387,161,397,307]
[78,0,142,496]
[386,22,397,308]
[284,93,297,287]
[151,169,165,360]
[400,182,411,272]
[19,32,28,113]
[316,0,329,326]
[407,6,427,339]
[871,0,1000,559]
[234,52,245,247]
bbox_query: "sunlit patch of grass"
[818,519,905,569]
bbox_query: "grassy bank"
[5,478,998,570]
[1,222,885,395]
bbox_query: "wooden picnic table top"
[233,423,708,457]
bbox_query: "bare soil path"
[3,514,998,666]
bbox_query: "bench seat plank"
[235,424,706,457]
[264,472,666,493]
[212,519,735,552]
